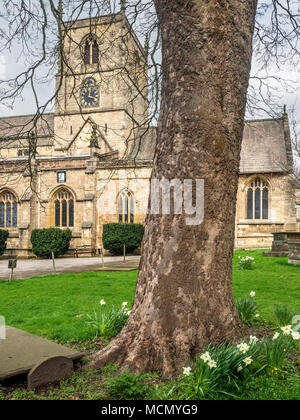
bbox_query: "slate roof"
[127,127,157,161]
[128,117,293,174]
[240,116,293,173]
[0,111,293,175]
[0,113,54,147]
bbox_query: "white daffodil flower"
[183,366,192,376]
[272,332,280,341]
[200,352,211,363]
[281,325,292,335]
[237,343,249,354]
[208,360,217,369]
[291,331,300,340]
[243,357,253,366]
[249,335,258,345]
[99,299,106,306]
[250,291,256,297]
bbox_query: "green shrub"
[102,223,144,256]
[105,370,149,399]
[0,230,9,256]
[236,297,259,324]
[30,228,72,258]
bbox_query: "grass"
[0,250,299,342]
[232,250,300,324]
[0,271,137,342]
[0,249,299,400]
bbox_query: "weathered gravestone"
[263,232,289,257]
[0,326,84,389]
[288,242,300,266]
[27,356,73,390]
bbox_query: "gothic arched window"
[51,188,74,228]
[0,190,18,228]
[118,190,135,224]
[83,36,99,65]
[247,177,269,220]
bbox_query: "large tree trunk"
[88,0,258,377]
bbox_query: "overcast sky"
[0,1,299,123]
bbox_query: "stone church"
[0,10,298,257]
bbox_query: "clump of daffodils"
[200,352,217,369]
[238,256,255,270]
[121,301,131,316]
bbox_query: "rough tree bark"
[88,0,258,377]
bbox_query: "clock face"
[80,78,99,107]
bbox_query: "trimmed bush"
[102,223,144,256]
[31,228,72,258]
[0,230,9,256]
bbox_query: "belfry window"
[52,188,74,228]
[0,191,18,228]
[83,36,99,64]
[247,177,269,220]
[118,190,134,224]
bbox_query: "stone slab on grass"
[0,326,84,382]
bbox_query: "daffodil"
[281,325,292,335]
[99,299,106,306]
[250,291,256,297]
[249,335,258,344]
[208,360,217,369]
[237,343,249,354]
[272,332,280,340]
[200,352,211,363]
[183,366,192,376]
[237,366,243,373]
[243,357,253,366]
[122,302,128,307]
[291,331,300,340]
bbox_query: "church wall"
[95,166,152,250]
[235,173,295,248]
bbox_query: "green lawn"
[0,250,299,343]
[0,270,137,342]
[0,249,299,401]
[232,250,300,323]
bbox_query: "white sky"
[0,2,299,123]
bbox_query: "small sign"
[8,259,17,269]
[0,316,5,340]
[57,171,66,183]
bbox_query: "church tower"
[54,6,148,158]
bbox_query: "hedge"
[31,228,72,258]
[102,223,144,256]
[0,230,9,256]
